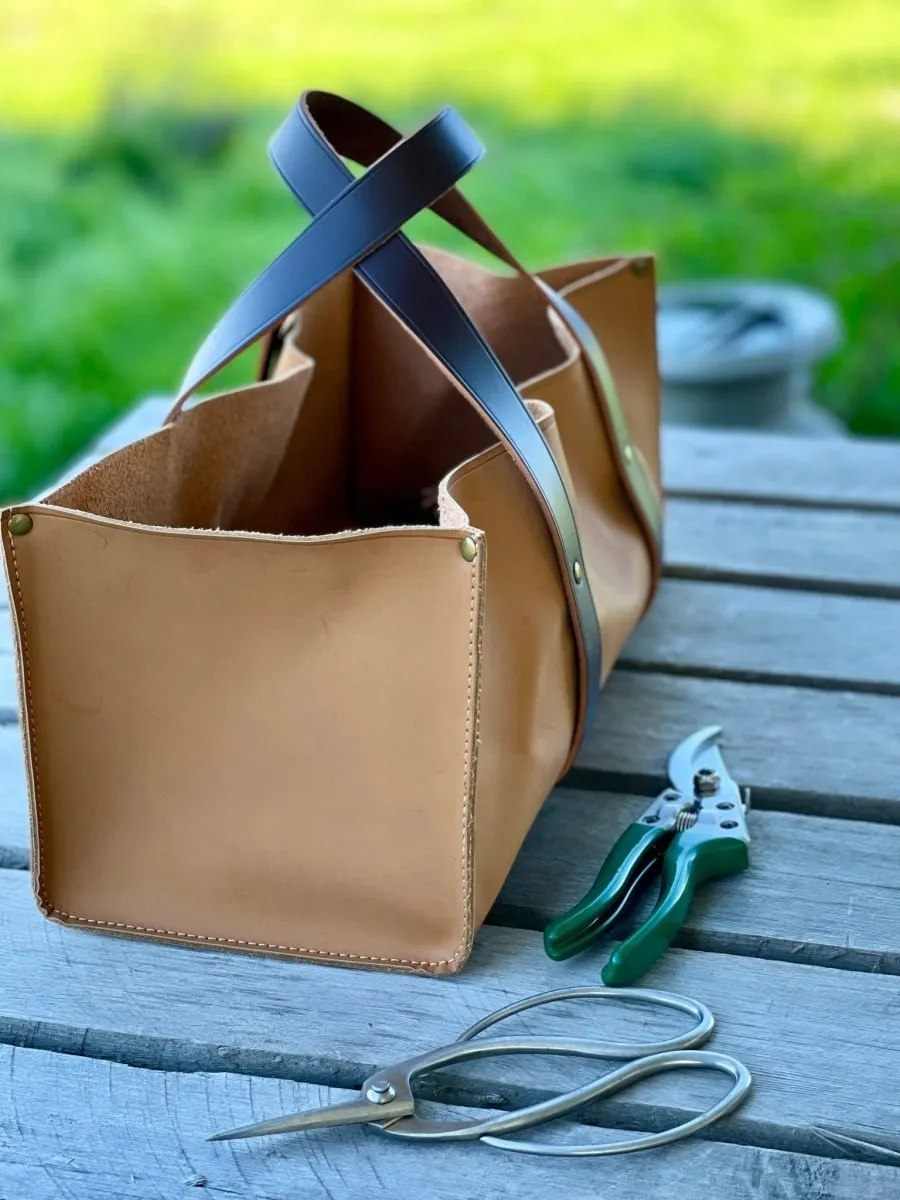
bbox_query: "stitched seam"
[7,536,46,907]
[46,910,454,964]
[34,505,469,547]
[465,539,485,946]
[50,547,482,970]
[451,539,479,967]
[20,522,479,971]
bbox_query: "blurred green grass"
[1,0,899,498]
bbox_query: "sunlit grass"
[0,0,898,497]
[4,0,899,154]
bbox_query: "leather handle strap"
[167,91,604,756]
[268,91,603,752]
[265,92,662,562]
[278,91,530,274]
[167,105,484,419]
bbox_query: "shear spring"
[675,809,699,832]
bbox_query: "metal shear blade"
[667,725,728,799]
[209,987,752,1156]
[209,1094,413,1141]
[543,726,750,984]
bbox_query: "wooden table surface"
[1,403,899,1199]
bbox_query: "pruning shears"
[544,726,750,986]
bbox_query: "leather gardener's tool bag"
[3,92,662,974]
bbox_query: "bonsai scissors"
[544,727,751,985]
[209,985,751,1156]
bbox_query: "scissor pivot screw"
[643,815,660,824]
[720,820,738,829]
[694,769,720,795]
[365,1082,396,1105]
[716,801,734,810]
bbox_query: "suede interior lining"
[45,251,574,537]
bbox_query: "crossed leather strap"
[170,90,661,759]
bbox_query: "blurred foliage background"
[1,0,898,498]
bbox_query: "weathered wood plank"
[665,498,900,596]
[663,426,900,512]
[0,725,28,868]
[576,671,900,821]
[2,1044,887,1200]
[3,735,899,973]
[3,579,897,713]
[497,790,900,973]
[0,639,16,712]
[0,670,897,875]
[17,401,900,605]
[624,579,900,693]
[1,868,899,1160]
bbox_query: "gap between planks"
[0,670,899,883]
[3,1043,893,1200]
[2,879,900,1170]
[493,791,900,978]
[7,576,900,700]
[4,796,900,980]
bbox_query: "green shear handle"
[544,822,669,964]
[544,726,751,986]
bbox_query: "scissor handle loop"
[455,986,714,1055]
[480,1049,752,1156]
[375,986,752,1147]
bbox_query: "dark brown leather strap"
[170,105,483,416]
[267,91,604,750]
[265,92,662,561]
[170,91,609,755]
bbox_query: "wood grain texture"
[576,671,900,820]
[1,1044,887,1200]
[0,669,897,875]
[624,579,900,693]
[3,578,898,714]
[2,745,899,973]
[0,724,28,868]
[497,790,900,973]
[664,498,900,596]
[663,426,900,511]
[0,639,16,712]
[1,868,899,1162]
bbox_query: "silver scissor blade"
[208,1095,411,1142]
[667,725,727,797]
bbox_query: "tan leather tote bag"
[3,92,662,975]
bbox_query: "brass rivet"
[459,536,477,563]
[573,560,584,584]
[623,443,635,465]
[631,258,651,277]
[8,513,33,537]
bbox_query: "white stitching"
[454,534,480,963]
[8,535,46,907]
[14,523,482,971]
